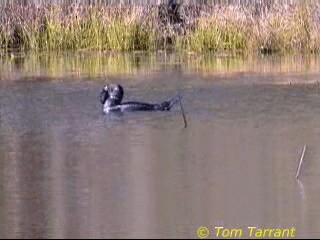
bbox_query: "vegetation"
[0,2,320,54]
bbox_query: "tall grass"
[1,3,320,53]
[0,4,158,51]
[176,3,320,54]
[175,6,249,52]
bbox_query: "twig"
[178,95,187,128]
[296,145,307,180]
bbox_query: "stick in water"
[178,95,187,128]
[296,145,307,180]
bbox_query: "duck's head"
[100,84,124,106]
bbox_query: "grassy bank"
[1,3,320,53]
[176,4,320,54]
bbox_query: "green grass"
[0,4,158,52]
[1,3,320,54]
[176,17,247,53]
[176,4,320,54]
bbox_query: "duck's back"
[118,102,158,112]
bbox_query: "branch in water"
[296,145,307,180]
[178,94,187,128]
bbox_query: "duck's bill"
[104,84,110,91]
[100,88,110,104]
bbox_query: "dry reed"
[1,3,320,53]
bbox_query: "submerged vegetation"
[1,2,320,54]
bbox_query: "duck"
[100,84,180,113]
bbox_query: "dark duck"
[100,84,180,113]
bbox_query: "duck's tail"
[158,93,183,111]
[167,93,188,128]
[168,93,183,110]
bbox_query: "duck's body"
[104,101,171,113]
[100,84,179,113]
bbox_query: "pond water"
[0,52,320,238]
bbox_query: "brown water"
[0,53,320,238]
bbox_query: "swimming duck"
[100,84,180,113]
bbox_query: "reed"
[296,145,307,179]
[0,4,158,51]
[0,3,320,53]
[175,6,250,53]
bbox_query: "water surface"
[0,53,320,238]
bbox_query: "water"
[0,53,320,238]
